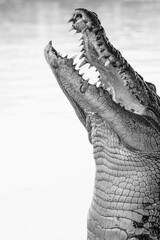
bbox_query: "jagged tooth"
[71,55,77,60]
[88,64,92,69]
[73,66,77,71]
[117,102,122,107]
[69,26,75,32]
[79,41,84,47]
[79,59,88,68]
[80,47,85,52]
[79,53,85,60]
[96,81,102,87]
[81,73,85,77]
[73,62,77,68]
[68,18,74,23]
[105,59,110,67]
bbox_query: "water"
[0,1,160,239]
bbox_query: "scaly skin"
[44,8,160,240]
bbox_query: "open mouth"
[44,40,109,108]
[44,8,160,152]
[68,8,148,115]
[45,8,160,127]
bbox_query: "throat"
[87,115,145,239]
[88,113,122,150]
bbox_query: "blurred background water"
[0,0,160,239]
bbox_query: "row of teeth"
[68,17,142,104]
[67,16,149,113]
[75,32,146,105]
[67,36,103,88]
[69,15,140,88]
[72,55,105,89]
[69,22,117,73]
[69,16,146,97]
[67,24,120,101]
[59,37,135,112]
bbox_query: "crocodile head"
[69,8,160,119]
[44,8,160,151]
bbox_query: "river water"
[0,1,160,239]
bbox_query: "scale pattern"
[87,115,160,240]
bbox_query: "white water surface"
[0,0,160,239]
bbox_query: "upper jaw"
[45,9,160,126]
[68,8,160,119]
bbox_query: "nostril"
[71,13,83,23]
[74,13,83,22]
[76,13,82,19]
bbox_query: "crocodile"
[44,8,160,240]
